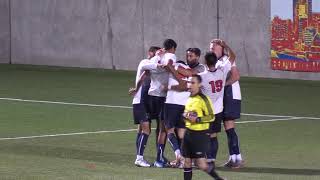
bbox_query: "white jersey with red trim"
[148,53,177,97]
[132,59,158,104]
[165,63,190,106]
[215,55,241,100]
[199,66,229,114]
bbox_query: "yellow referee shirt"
[184,93,215,131]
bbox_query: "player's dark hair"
[186,48,201,57]
[163,39,177,50]
[148,46,161,53]
[204,52,218,67]
[192,74,202,83]
[177,60,187,65]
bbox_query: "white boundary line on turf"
[235,117,302,124]
[0,128,138,141]
[1,97,320,120]
[0,117,316,141]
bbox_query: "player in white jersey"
[163,48,207,168]
[163,61,190,167]
[140,39,178,168]
[198,51,235,167]
[130,46,162,167]
[210,39,243,168]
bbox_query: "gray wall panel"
[0,0,10,63]
[143,0,217,62]
[11,0,113,68]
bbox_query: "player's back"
[216,55,241,100]
[133,59,151,104]
[199,68,226,114]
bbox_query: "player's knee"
[224,121,235,130]
[210,133,217,138]
[184,158,192,168]
[198,162,208,171]
[141,122,151,135]
[167,128,175,134]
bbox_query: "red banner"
[271,58,320,72]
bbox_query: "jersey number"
[209,80,223,93]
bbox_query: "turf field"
[0,64,319,180]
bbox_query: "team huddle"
[129,39,243,180]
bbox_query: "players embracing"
[129,38,244,178]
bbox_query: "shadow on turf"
[216,166,320,176]
[0,143,154,165]
[2,143,320,176]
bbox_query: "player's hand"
[165,62,174,72]
[161,84,169,92]
[128,87,137,96]
[157,64,166,68]
[155,48,165,57]
[184,111,198,123]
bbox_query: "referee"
[182,74,224,180]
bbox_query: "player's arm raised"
[218,40,239,86]
[165,63,188,92]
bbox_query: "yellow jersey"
[184,93,215,131]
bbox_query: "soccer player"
[186,48,206,73]
[166,50,234,167]
[210,39,243,168]
[198,52,234,166]
[147,39,178,167]
[130,46,161,167]
[163,60,190,168]
[182,74,224,180]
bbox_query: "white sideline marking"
[1,97,320,120]
[0,117,316,141]
[0,98,132,109]
[0,128,138,141]
[235,117,302,124]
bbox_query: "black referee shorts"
[182,129,210,159]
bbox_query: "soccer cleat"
[234,160,245,169]
[153,160,167,168]
[170,155,184,168]
[222,160,235,168]
[222,159,243,169]
[135,158,151,167]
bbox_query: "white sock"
[136,155,143,160]
[231,154,237,163]
[175,150,181,158]
[236,154,242,161]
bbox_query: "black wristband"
[196,117,201,123]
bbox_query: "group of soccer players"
[129,38,243,180]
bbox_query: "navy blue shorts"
[209,112,223,133]
[163,103,185,129]
[133,103,151,125]
[223,85,241,121]
[149,96,165,120]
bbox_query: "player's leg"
[184,158,193,180]
[207,113,223,165]
[192,131,224,180]
[164,104,183,165]
[154,97,168,167]
[182,130,192,180]
[223,94,243,168]
[133,104,151,167]
[136,125,142,153]
[196,158,224,180]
